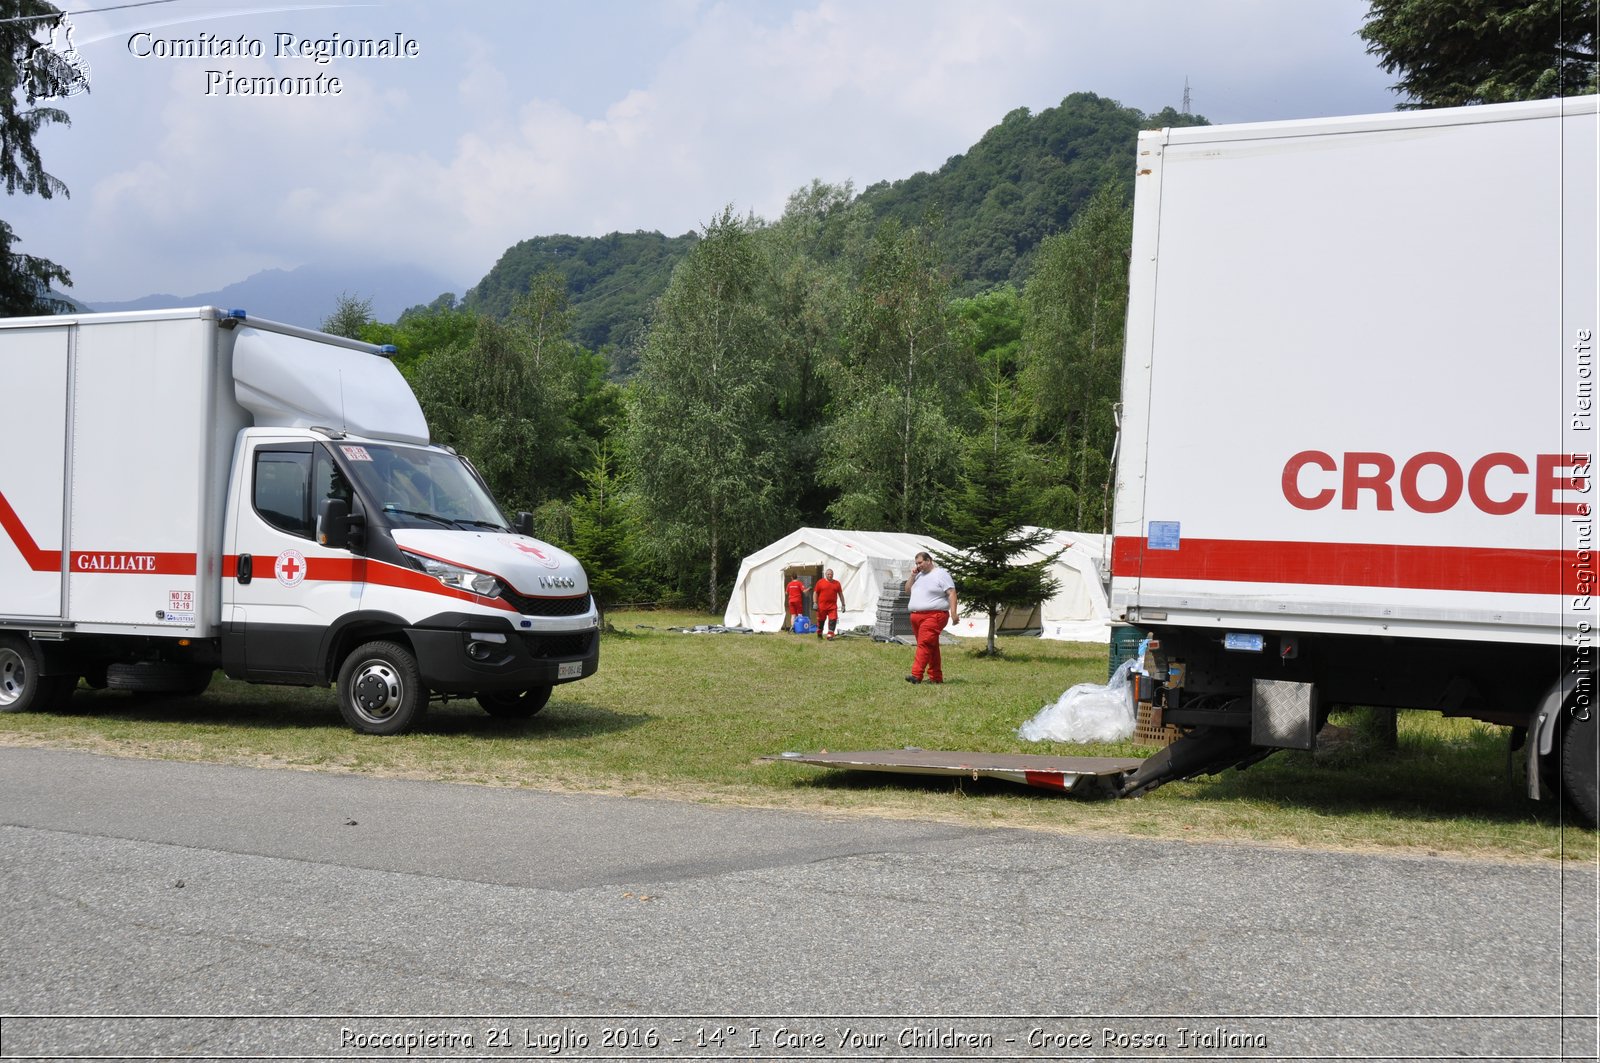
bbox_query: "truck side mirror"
[318,497,361,550]
[514,511,534,537]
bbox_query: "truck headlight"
[402,551,501,598]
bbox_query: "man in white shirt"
[903,550,958,684]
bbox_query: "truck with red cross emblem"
[1109,97,1597,824]
[0,308,599,734]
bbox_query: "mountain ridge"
[86,263,465,330]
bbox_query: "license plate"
[558,661,583,680]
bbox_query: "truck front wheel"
[337,641,424,736]
[477,686,552,719]
[1561,708,1598,828]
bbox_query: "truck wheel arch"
[0,635,73,713]
[319,612,413,685]
[1561,709,1598,828]
[1528,671,1598,826]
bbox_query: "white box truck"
[0,308,599,734]
[1110,96,1598,824]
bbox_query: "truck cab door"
[223,440,364,682]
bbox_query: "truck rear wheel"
[0,636,63,713]
[477,686,552,719]
[1561,709,1598,828]
[337,641,424,736]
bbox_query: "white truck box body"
[1112,97,1598,647]
[0,308,436,635]
[2,311,243,635]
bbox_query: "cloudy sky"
[12,0,1402,303]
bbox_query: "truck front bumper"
[409,613,600,694]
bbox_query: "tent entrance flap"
[763,749,1143,794]
[782,563,822,624]
[997,601,1042,633]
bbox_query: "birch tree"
[821,219,973,531]
[1020,184,1131,531]
[626,208,786,611]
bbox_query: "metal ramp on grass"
[764,749,1143,793]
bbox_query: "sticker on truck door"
[274,549,307,587]
[1148,521,1181,550]
[161,589,195,624]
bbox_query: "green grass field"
[2,609,1593,862]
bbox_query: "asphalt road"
[0,746,1595,1062]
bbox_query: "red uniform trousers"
[910,610,949,681]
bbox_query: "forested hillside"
[463,92,1205,359]
[464,231,698,358]
[860,93,1206,291]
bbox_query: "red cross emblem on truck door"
[275,549,307,587]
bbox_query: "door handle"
[237,554,253,584]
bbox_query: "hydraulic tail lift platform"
[763,750,1144,795]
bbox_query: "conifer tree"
[2,0,77,315]
[932,443,1059,657]
[569,443,640,618]
[1360,0,1597,107]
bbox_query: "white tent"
[724,527,1113,643]
[721,528,954,633]
[991,529,1113,644]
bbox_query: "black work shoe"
[905,675,922,684]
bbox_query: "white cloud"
[10,0,1396,302]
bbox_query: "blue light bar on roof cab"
[228,309,248,319]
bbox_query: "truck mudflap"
[1117,727,1276,798]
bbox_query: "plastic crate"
[1109,624,1143,679]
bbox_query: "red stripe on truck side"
[220,555,518,612]
[0,491,62,571]
[3,491,195,575]
[359,558,518,611]
[1112,536,1571,595]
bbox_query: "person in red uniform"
[903,551,958,683]
[785,576,805,631]
[813,568,844,639]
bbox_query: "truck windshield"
[333,442,508,531]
